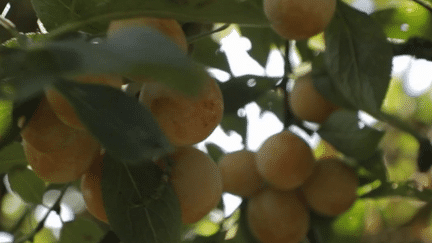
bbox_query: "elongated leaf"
[205,143,225,163]
[239,27,284,68]
[361,181,432,200]
[31,0,268,35]
[220,114,247,140]
[192,231,226,243]
[53,80,173,165]
[295,40,315,63]
[318,110,384,160]
[255,89,284,122]
[311,55,357,111]
[324,1,393,114]
[227,200,260,243]
[0,27,207,101]
[0,100,13,137]
[417,138,432,172]
[331,200,366,239]
[191,36,230,73]
[372,1,432,40]
[221,76,280,115]
[0,142,28,173]
[0,95,43,151]
[8,167,45,204]
[102,155,182,243]
[357,151,387,182]
[59,218,104,243]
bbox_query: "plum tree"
[166,146,223,224]
[289,72,339,123]
[139,77,224,146]
[218,150,265,198]
[45,74,123,130]
[301,157,359,216]
[21,97,100,183]
[256,130,315,190]
[263,0,337,40]
[247,188,310,243]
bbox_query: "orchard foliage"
[0,0,431,243]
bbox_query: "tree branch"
[392,37,432,61]
[14,184,70,243]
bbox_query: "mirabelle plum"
[219,150,265,197]
[247,188,310,243]
[139,77,223,146]
[45,74,123,130]
[80,153,108,223]
[263,0,336,40]
[167,146,223,224]
[21,97,100,183]
[289,72,339,123]
[107,17,188,53]
[301,157,358,216]
[256,131,315,190]
[22,133,100,183]
[21,97,78,152]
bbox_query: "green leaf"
[360,180,432,201]
[221,76,279,116]
[8,167,45,204]
[311,55,357,111]
[53,80,173,165]
[192,231,226,243]
[255,89,284,122]
[2,33,46,48]
[0,27,208,101]
[295,40,315,63]
[191,36,230,73]
[324,1,393,114]
[31,0,269,35]
[318,110,384,160]
[0,100,13,137]
[102,155,182,243]
[0,142,28,174]
[205,143,225,164]
[227,200,260,243]
[220,114,247,141]
[357,151,387,182]
[0,96,43,151]
[239,27,284,68]
[372,1,432,40]
[0,101,14,148]
[331,200,365,240]
[59,218,104,243]
[34,228,57,243]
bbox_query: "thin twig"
[0,16,19,37]
[282,40,292,129]
[10,207,33,240]
[186,23,230,43]
[392,37,432,61]
[14,184,70,243]
[99,230,121,243]
[373,111,426,141]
